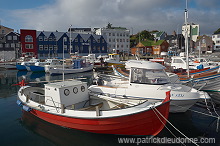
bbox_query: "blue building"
[37,31,108,59]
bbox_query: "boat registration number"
[171,94,184,97]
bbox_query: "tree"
[214,28,220,34]
[130,30,154,48]
[107,23,112,29]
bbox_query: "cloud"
[9,0,220,35]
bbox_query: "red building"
[20,29,37,58]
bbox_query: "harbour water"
[0,70,220,146]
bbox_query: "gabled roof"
[151,31,165,37]
[37,31,66,40]
[53,32,67,40]
[5,31,20,36]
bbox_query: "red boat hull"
[26,101,170,136]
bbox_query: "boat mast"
[69,24,72,55]
[185,0,189,77]
[63,37,65,85]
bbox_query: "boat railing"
[195,81,208,91]
[45,96,62,113]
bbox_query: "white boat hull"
[89,83,209,113]
[48,65,94,75]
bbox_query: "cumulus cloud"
[9,0,220,35]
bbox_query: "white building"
[95,26,130,54]
[182,23,199,42]
[212,33,220,51]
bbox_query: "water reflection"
[0,70,94,99]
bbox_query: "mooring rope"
[152,107,199,146]
[151,107,187,146]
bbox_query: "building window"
[7,36,12,40]
[25,44,33,49]
[109,38,111,42]
[97,39,100,43]
[44,37,48,41]
[109,33,111,36]
[5,43,9,48]
[11,43,15,48]
[40,54,43,57]
[75,38,78,42]
[54,45,57,50]
[54,37,56,41]
[49,36,53,41]
[80,38,83,42]
[0,44,3,48]
[49,45,53,50]
[39,45,43,50]
[64,45,67,50]
[39,36,43,41]
[16,43,20,47]
[2,30,5,34]
[75,46,79,51]
[26,52,33,56]
[13,36,17,40]
[44,45,48,50]
[25,35,33,42]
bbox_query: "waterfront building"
[20,29,108,59]
[212,32,220,51]
[130,40,169,56]
[95,24,130,54]
[0,31,20,61]
[0,25,14,35]
[182,23,199,42]
[195,35,214,54]
[68,28,94,34]
[164,31,185,53]
[20,29,38,58]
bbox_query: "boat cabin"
[126,60,170,85]
[44,80,89,109]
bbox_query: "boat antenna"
[185,0,190,77]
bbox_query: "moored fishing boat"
[16,79,170,136]
[16,58,40,71]
[90,60,210,113]
[47,59,94,75]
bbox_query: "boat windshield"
[130,68,169,85]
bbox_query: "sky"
[0,0,219,35]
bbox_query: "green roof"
[140,40,164,46]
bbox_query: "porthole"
[73,87,78,94]
[64,89,70,96]
[81,86,85,92]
